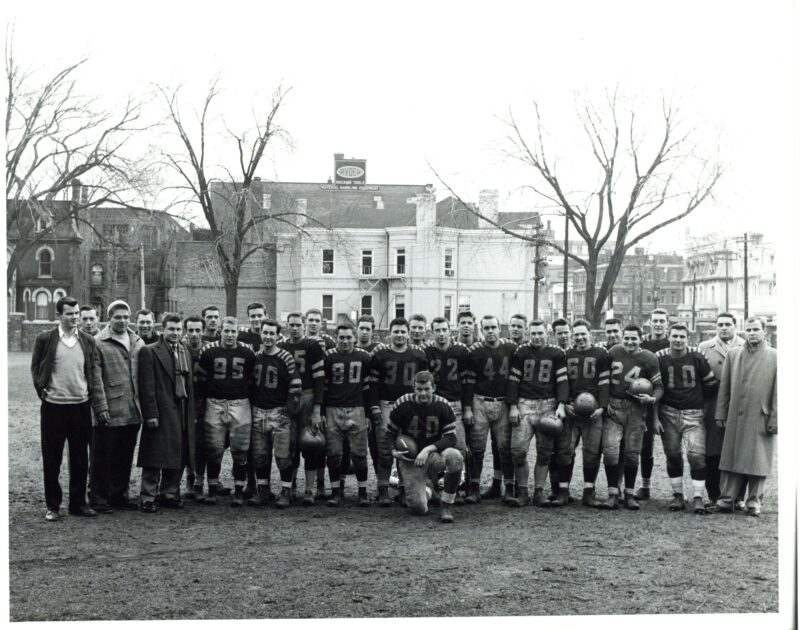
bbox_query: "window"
[458,295,471,313]
[38,249,52,277]
[322,249,334,275]
[35,292,49,320]
[103,223,128,246]
[394,294,405,319]
[262,193,271,210]
[140,225,157,251]
[322,295,333,321]
[361,295,373,317]
[396,248,406,275]
[444,295,453,322]
[362,250,373,275]
[116,263,128,284]
[91,264,104,286]
[444,248,454,277]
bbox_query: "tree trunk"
[224,271,239,317]
[583,251,599,326]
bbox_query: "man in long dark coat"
[137,313,196,512]
[715,316,777,517]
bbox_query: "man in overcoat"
[715,316,777,516]
[698,312,745,509]
[137,313,196,512]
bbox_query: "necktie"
[171,344,188,399]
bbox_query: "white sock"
[670,477,683,495]
[691,479,705,498]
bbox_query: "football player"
[321,323,373,507]
[387,371,463,523]
[136,309,160,345]
[604,317,625,495]
[305,307,336,351]
[547,317,573,498]
[249,319,302,509]
[201,305,221,343]
[369,317,428,506]
[182,316,208,501]
[456,310,477,346]
[195,316,256,506]
[408,313,428,347]
[237,302,267,352]
[600,324,663,510]
[279,312,325,505]
[424,317,471,502]
[356,315,378,352]
[506,319,568,507]
[463,315,517,503]
[635,308,671,500]
[564,319,610,507]
[507,313,528,346]
[552,318,572,351]
[79,305,99,336]
[656,323,717,514]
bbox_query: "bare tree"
[159,78,316,315]
[5,32,152,286]
[433,90,723,326]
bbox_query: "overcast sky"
[6,1,794,252]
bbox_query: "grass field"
[7,351,780,621]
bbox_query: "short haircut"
[529,319,546,328]
[389,317,409,331]
[551,318,569,331]
[669,323,689,334]
[650,308,669,318]
[136,309,154,320]
[336,323,355,335]
[509,313,528,323]
[604,318,622,327]
[457,310,475,323]
[572,318,592,331]
[623,324,643,338]
[357,315,375,329]
[161,313,182,327]
[430,316,449,329]
[221,316,238,328]
[286,311,305,323]
[414,370,434,385]
[247,302,266,315]
[79,305,96,315]
[745,316,766,330]
[717,312,737,325]
[261,318,281,333]
[184,315,205,330]
[201,305,220,318]
[409,313,427,325]
[480,314,499,328]
[305,307,322,318]
[56,296,79,315]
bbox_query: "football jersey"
[369,345,428,406]
[656,349,716,409]
[641,335,670,353]
[608,345,663,400]
[278,337,325,404]
[308,334,336,351]
[201,331,220,344]
[507,343,569,404]
[237,330,262,353]
[251,349,302,409]
[196,342,256,400]
[565,345,611,408]
[386,394,457,452]
[357,341,379,353]
[464,340,517,399]
[323,348,372,408]
[423,341,471,406]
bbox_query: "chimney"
[413,191,436,241]
[478,189,499,227]
[295,198,307,228]
[80,186,89,204]
[71,179,82,204]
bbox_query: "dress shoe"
[140,501,158,513]
[91,504,114,514]
[110,498,140,510]
[45,509,61,522]
[68,506,97,517]
[634,487,651,500]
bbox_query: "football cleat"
[669,493,686,511]
[204,485,218,506]
[465,483,482,504]
[216,485,232,496]
[358,488,371,507]
[634,487,651,500]
[692,497,707,515]
[247,486,272,507]
[439,503,455,523]
[480,480,503,500]
[302,491,315,506]
[582,488,603,508]
[378,486,392,507]
[624,493,640,511]
[327,490,341,507]
[230,487,245,507]
[531,488,546,507]
[550,488,570,507]
[601,494,619,510]
[511,487,530,507]
[275,487,291,509]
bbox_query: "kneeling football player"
[387,371,463,523]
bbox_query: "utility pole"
[562,214,569,319]
[140,243,146,310]
[691,269,697,331]
[723,239,729,311]
[743,232,749,320]
[533,231,541,319]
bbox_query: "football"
[629,377,654,396]
[574,392,598,417]
[538,414,563,437]
[395,434,419,459]
[298,426,326,455]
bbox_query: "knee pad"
[536,447,552,466]
[275,457,293,472]
[623,450,639,467]
[511,448,528,467]
[444,449,463,472]
[687,451,705,472]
